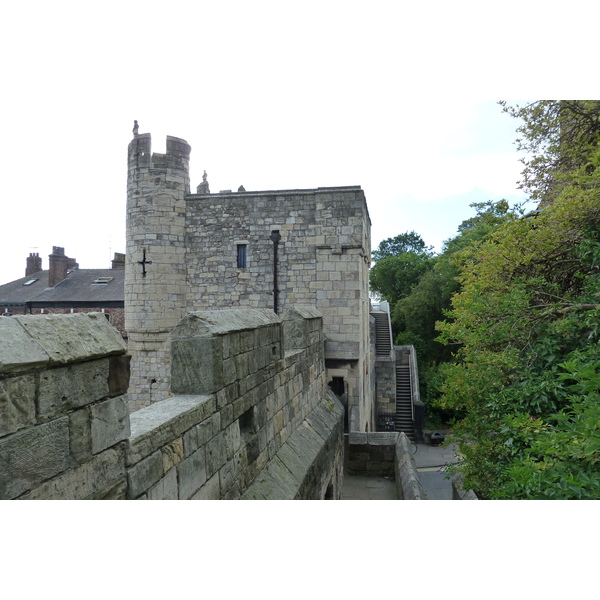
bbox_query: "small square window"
[237,244,247,268]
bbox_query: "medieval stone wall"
[124,131,377,434]
[185,187,370,348]
[0,313,130,499]
[347,431,425,500]
[185,186,373,430]
[1,309,343,500]
[130,306,344,499]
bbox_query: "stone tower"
[126,131,191,409]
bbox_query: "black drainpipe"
[270,230,281,314]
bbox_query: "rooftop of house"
[0,249,125,308]
[0,269,124,306]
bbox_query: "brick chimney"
[25,253,43,276]
[48,246,71,287]
[111,252,125,269]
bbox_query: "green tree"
[499,100,600,203]
[369,231,433,305]
[392,199,517,365]
[371,231,434,262]
[435,147,600,498]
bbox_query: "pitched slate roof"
[0,269,124,308]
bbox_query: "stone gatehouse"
[126,130,385,433]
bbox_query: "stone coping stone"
[127,394,214,466]
[0,317,49,373]
[172,309,280,339]
[10,313,126,366]
[348,431,399,446]
[395,433,425,500]
[282,306,322,320]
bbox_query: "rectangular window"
[92,276,113,285]
[237,244,247,268]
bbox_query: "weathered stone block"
[182,414,219,457]
[367,431,398,445]
[205,431,227,477]
[0,417,71,499]
[170,310,282,395]
[225,422,242,461]
[127,394,215,465]
[108,354,131,397]
[218,451,241,494]
[147,468,179,500]
[162,437,184,472]
[128,450,163,498]
[0,317,49,374]
[190,473,220,499]
[22,446,126,500]
[38,360,110,420]
[88,476,128,500]
[12,313,126,365]
[0,374,36,437]
[69,407,92,464]
[171,336,224,395]
[178,447,207,499]
[91,395,130,454]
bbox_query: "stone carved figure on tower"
[196,170,210,194]
[132,120,139,137]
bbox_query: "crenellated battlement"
[128,133,191,172]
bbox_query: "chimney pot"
[25,252,43,277]
[111,252,126,269]
[48,246,71,287]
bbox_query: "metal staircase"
[395,364,416,440]
[372,312,392,356]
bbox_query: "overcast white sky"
[0,1,594,286]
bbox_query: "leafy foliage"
[371,231,434,262]
[369,101,600,499]
[391,200,516,366]
[436,144,600,499]
[369,252,433,305]
[499,100,600,203]
[369,232,434,305]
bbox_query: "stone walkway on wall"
[342,475,398,500]
[414,442,459,500]
[341,441,460,500]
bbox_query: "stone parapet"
[346,431,426,500]
[394,433,425,500]
[242,391,344,499]
[126,307,344,499]
[2,308,344,500]
[0,314,130,499]
[451,472,479,500]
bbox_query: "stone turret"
[125,131,191,409]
